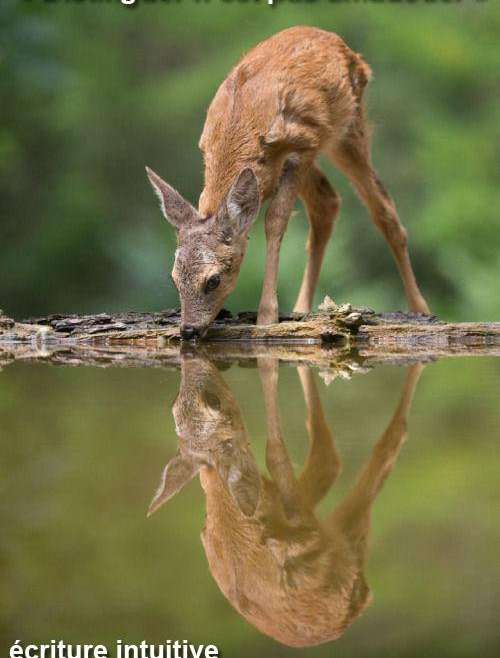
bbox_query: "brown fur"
[150,356,424,647]
[147,27,430,336]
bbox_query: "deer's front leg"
[258,357,298,515]
[296,366,341,509]
[257,160,302,326]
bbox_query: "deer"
[148,353,424,647]
[146,26,430,340]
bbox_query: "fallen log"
[1,299,499,373]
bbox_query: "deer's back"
[199,27,371,211]
[206,27,370,137]
[200,469,368,647]
[241,26,366,85]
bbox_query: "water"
[1,355,499,657]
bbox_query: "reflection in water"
[150,354,423,648]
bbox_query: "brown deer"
[147,26,430,340]
[149,354,424,647]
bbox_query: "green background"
[1,0,499,320]
[2,5,500,655]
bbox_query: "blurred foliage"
[1,0,499,319]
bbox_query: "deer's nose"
[180,325,199,341]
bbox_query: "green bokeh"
[1,0,499,319]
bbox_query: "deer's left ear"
[147,453,200,517]
[225,168,260,236]
[146,166,198,229]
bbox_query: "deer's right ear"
[147,453,200,517]
[146,167,198,229]
[225,168,260,236]
[226,459,261,518]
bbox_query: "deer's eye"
[204,275,220,294]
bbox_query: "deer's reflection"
[150,355,423,648]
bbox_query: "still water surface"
[1,355,499,656]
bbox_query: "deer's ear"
[225,168,260,236]
[226,459,261,518]
[146,167,198,229]
[216,452,261,518]
[147,454,200,517]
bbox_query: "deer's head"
[146,167,260,340]
[148,354,260,517]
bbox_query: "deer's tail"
[348,52,372,100]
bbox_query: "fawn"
[149,354,423,647]
[147,26,430,340]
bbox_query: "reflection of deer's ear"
[348,573,373,621]
[224,168,260,237]
[147,454,200,517]
[146,166,198,229]
[226,458,261,518]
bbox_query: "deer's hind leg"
[328,364,424,545]
[258,357,299,518]
[294,165,341,314]
[329,120,430,314]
